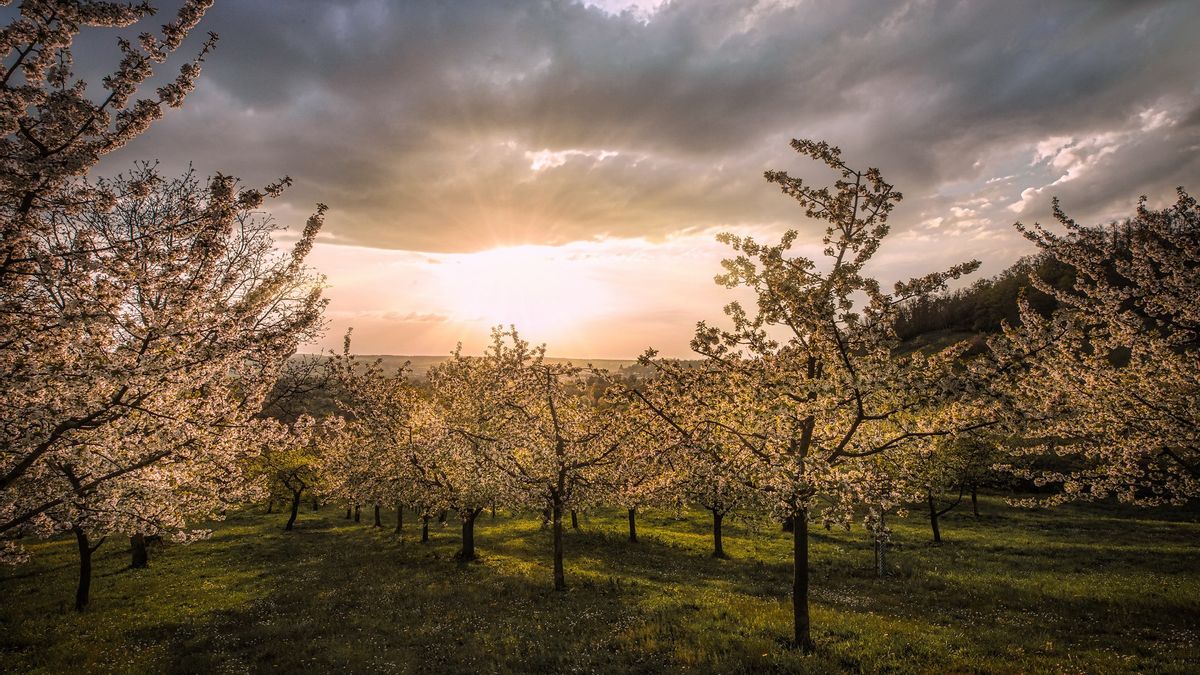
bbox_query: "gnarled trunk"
[130,534,148,569]
[458,508,481,560]
[395,502,404,535]
[373,503,382,527]
[421,515,430,543]
[712,510,726,559]
[72,526,101,611]
[285,488,302,531]
[627,507,638,543]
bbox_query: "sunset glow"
[305,231,763,358]
[435,244,618,337]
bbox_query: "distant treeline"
[895,253,1075,340]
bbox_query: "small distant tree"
[633,372,757,558]
[260,415,338,532]
[676,434,757,559]
[606,417,679,545]
[428,341,524,561]
[906,438,970,544]
[995,190,1200,505]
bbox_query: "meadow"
[2,497,1197,674]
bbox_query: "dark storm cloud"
[97,0,1200,254]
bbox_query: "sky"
[79,0,1200,357]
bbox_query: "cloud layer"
[60,0,1200,354]
[101,0,1198,254]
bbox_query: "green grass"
[2,498,1198,673]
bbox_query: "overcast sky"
[85,0,1200,357]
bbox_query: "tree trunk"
[570,509,579,530]
[285,488,302,531]
[970,485,979,519]
[373,503,382,527]
[712,510,726,559]
[874,510,886,578]
[490,500,496,519]
[782,515,794,533]
[421,515,430,543]
[395,502,404,535]
[459,509,480,561]
[311,496,320,511]
[266,499,274,514]
[552,504,566,591]
[345,503,352,519]
[792,509,812,651]
[72,526,95,611]
[627,507,638,543]
[354,505,361,523]
[928,492,942,544]
[438,510,447,524]
[130,534,148,569]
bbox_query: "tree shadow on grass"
[5,503,1198,674]
[114,510,659,674]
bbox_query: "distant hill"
[895,251,1073,346]
[293,354,648,380]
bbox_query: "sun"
[433,244,615,342]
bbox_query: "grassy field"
[2,497,1198,674]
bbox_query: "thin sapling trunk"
[552,504,566,591]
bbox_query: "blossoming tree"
[0,163,326,610]
[994,190,1200,505]
[633,139,991,649]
